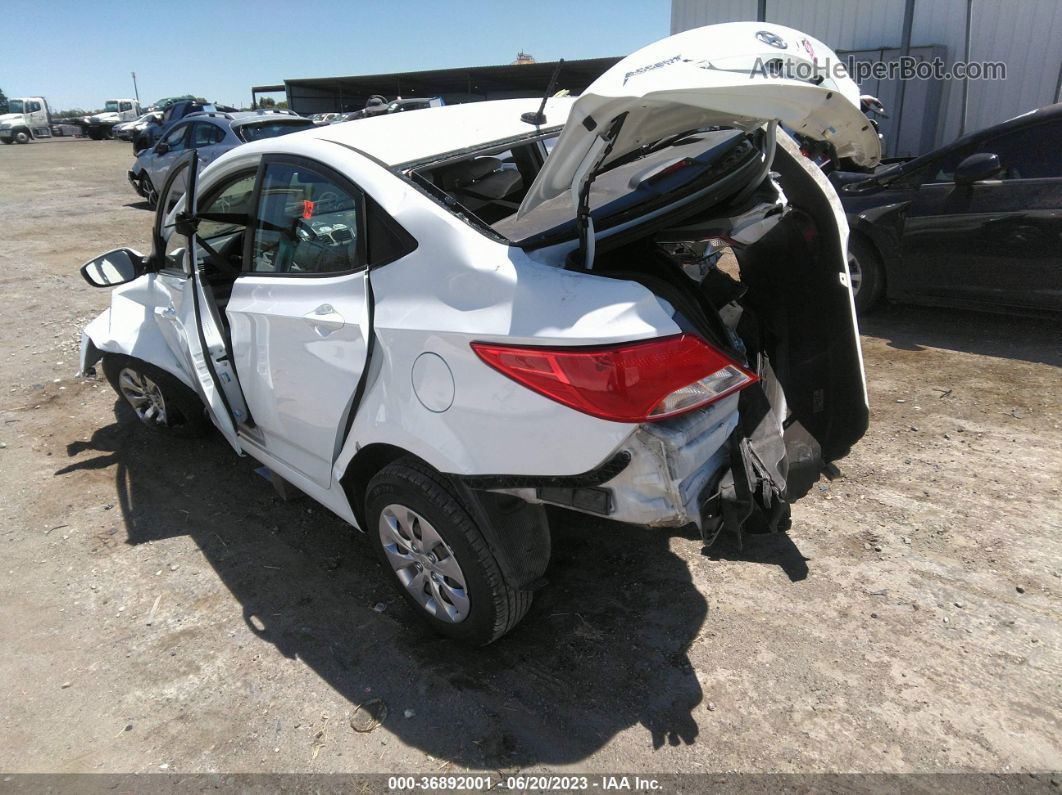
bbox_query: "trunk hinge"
[575,113,627,271]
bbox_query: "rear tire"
[848,234,885,314]
[102,355,209,438]
[365,458,533,644]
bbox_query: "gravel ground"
[0,138,1059,776]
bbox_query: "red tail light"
[470,334,758,424]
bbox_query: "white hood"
[519,22,880,217]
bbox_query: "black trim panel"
[454,450,631,490]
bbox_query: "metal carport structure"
[272,57,621,115]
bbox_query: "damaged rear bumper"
[486,395,741,530]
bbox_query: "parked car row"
[128,109,313,207]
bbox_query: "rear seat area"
[433,156,524,223]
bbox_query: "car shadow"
[859,303,1062,366]
[703,531,810,583]
[57,401,717,766]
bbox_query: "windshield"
[104,101,120,113]
[6,99,24,114]
[236,119,313,142]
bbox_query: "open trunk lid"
[518,22,880,228]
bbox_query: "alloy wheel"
[118,367,169,427]
[847,248,863,297]
[378,504,470,623]
[141,176,158,208]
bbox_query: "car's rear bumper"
[489,394,740,530]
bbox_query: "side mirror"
[80,248,147,288]
[155,141,170,154]
[954,152,1002,185]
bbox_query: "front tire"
[365,459,533,644]
[102,355,208,438]
[848,234,885,314]
[14,129,31,144]
[139,174,158,209]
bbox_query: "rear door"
[190,121,229,168]
[224,156,371,487]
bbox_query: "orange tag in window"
[302,200,315,219]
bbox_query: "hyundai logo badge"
[756,30,788,49]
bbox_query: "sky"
[3,0,671,111]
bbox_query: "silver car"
[127,110,313,208]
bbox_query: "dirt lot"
[0,139,1059,776]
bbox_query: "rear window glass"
[493,128,759,244]
[237,119,313,143]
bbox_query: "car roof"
[309,97,575,167]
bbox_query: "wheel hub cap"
[378,504,470,624]
[118,368,168,426]
[848,250,863,294]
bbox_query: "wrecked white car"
[78,23,878,644]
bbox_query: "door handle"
[303,304,345,333]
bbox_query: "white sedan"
[78,23,878,644]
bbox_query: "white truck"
[0,96,55,144]
[76,98,143,140]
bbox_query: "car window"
[249,163,361,275]
[27,101,41,113]
[366,197,418,266]
[236,119,314,143]
[162,124,189,152]
[160,163,192,272]
[120,101,132,112]
[197,172,257,243]
[982,121,1062,180]
[192,122,226,148]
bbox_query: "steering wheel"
[294,217,319,242]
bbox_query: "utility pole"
[131,71,140,104]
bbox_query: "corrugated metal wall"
[671,0,1062,153]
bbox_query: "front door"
[151,123,191,189]
[892,120,1062,312]
[27,99,51,138]
[225,157,370,488]
[152,157,245,451]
